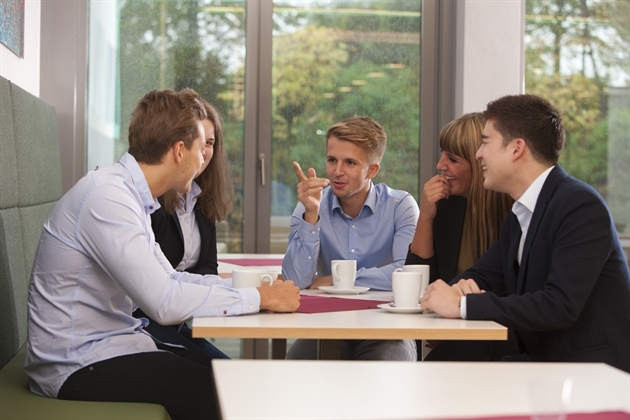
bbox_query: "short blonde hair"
[326,116,387,164]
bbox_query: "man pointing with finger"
[282,116,419,361]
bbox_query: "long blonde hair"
[439,113,513,259]
[162,97,234,221]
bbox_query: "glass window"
[525,0,630,262]
[269,1,421,253]
[87,0,421,255]
[88,0,247,253]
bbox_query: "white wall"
[0,0,40,96]
[455,0,525,115]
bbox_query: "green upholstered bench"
[0,347,170,420]
[0,75,170,419]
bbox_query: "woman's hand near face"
[409,175,451,259]
[419,174,451,222]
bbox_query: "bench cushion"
[0,347,171,420]
[0,75,170,419]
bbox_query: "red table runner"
[218,258,284,266]
[446,411,629,420]
[297,295,388,314]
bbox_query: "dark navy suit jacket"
[456,165,630,372]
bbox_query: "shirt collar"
[512,165,554,227]
[178,180,201,212]
[516,166,554,213]
[119,152,161,214]
[331,181,376,217]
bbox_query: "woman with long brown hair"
[153,95,234,276]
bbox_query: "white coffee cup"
[261,270,279,282]
[232,269,274,288]
[394,264,429,298]
[392,271,422,308]
[331,259,356,289]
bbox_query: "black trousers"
[421,330,520,361]
[133,308,230,360]
[58,344,219,420]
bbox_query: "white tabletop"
[192,290,506,341]
[212,360,630,420]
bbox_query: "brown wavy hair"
[439,113,513,259]
[161,95,234,222]
[128,89,207,164]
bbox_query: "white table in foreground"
[213,360,630,420]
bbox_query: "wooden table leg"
[271,339,287,359]
[318,339,341,360]
[241,339,269,359]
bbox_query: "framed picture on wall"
[0,0,25,58]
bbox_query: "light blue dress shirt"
[25,153,259,398]
[282,183,419,290]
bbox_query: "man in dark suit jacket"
[421,94,630,373]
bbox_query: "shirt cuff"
[460,295,467,319]
[236,287,261,315]
[297,216,320,244]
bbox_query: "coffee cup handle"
[394,268,403,272]
[261,274,273,286]
[333,263,340,277]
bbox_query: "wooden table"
[192,289,507,359]
[212,360,630,419]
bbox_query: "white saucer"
[377,303,423,314]
[318,286,370,295]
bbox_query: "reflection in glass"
[102,0,247,253]
[525,0,630,262]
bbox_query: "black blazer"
[405,195,467,283]
[150,197,219,275]
[457,165,630,372]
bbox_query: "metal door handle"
[259,153,266,186]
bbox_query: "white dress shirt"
[25,153,259,398]
[512,166,554,264]
[175,181,202,271]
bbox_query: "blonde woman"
[406,112,517,361]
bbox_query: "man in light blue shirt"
[25,89,300,419]
[282,116,419,360]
